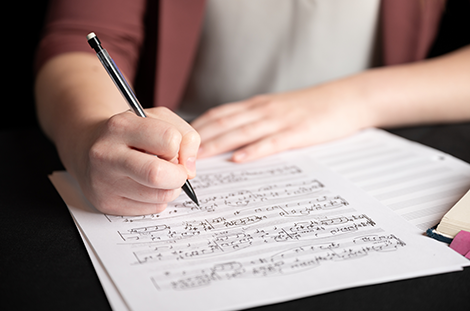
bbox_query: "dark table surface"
[1,124,470,311]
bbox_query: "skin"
[193,46,470,162]
[35,46,470,215]
[35,52,200,215]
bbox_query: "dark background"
[2,1,49,130]
[1,1,470,311]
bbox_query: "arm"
[35,0,200,215]
[192,46,470,162]
[35,52,200,215]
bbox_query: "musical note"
[109,157,411,293]
[52,129,469,311]
[151,234,406,290]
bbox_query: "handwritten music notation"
[53,129,470,311]
[117,194,350,242]
[151,234,406,291]
[189,165,303,190]
[129,214,379,264]
[102,158,410,292]
[106,194,348,223]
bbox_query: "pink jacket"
[36,0,445,110]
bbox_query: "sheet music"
[308,129,470,231]
[50,129,470,311]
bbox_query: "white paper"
[50,129,470,311]
[308,129,470,231]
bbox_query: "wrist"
[55,116,107,183]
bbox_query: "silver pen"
[87,32,199,207]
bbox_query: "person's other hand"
[75,107,200,215]
[192,84,372,162]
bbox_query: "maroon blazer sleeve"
[381,0,445,66]
[35,0,147,83]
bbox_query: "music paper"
[49,129,470,311]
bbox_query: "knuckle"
[146,162,162,186]
[88,142,107,164]
[215,116,231,128]
[161,126,182,154]
[106,113,129,135]
[184,130,201,146]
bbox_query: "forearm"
[353,46,470,128]
[35,52,200,215]
[34,52,129,174]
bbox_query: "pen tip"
[182,180,199,207]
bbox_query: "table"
[1,125,469,311]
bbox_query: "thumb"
[178,130,201,178]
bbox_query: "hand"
[192,84,372,162]
[71,107,200,216]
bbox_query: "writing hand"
[192,84,372,162]
[77,107,200,215]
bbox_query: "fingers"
[109,110,182,161]
[191,89,360,162]
[82,107,200,215]
[178,130,200,178]
[193,96,294,158]
[115,147,190,189]
[106,108,200,175]
[191,100,254,131]
[117,178,182,204]
[231,128,308,162]
[105,200,169,216]
[231,121,359,163]
[90,193,179,216]
[196,117,285,158]
[193,98,271,141]
[86,169,182,216]
[146,107,201,177]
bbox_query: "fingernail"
[186,157,196,175]
[233,151,247,162]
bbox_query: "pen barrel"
[96,49,147,118]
